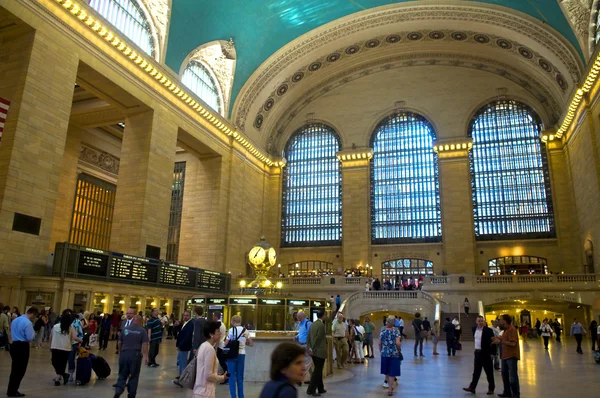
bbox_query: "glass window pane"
[281,123,342,247]
[166,162,186,263]
[181,61,222,114]
[469,100,555,240]
[370,112,441,243]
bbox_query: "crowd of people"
[365,276,425,291]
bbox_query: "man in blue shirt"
[146,308,163,367]
[7,306,38,397]
[295,312,313,385]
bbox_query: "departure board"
[109,253,159,283]
[77,249,109,277]
[197,269,228,291]
[160,263,196,288]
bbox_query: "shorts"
[380,356,401,377]
[431,334,438,344]
[364,333,373,345]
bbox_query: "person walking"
[225,315,252,398]
[363,316,376,358]
[335,295,341,314]
[379,316,402,396]
[332,312,349,369]
[534,318,541,337]
[464,298,471,316]
[492,314,520,398]
[431,319,440,355]
[463,316,495,395]
[173,310,193,387]
[193,321,228,398]
[306,309,327,397]
[570,318,586,354]
[192,306,207,356]
[7,306,38,397]
[260,342,306,398]
[540,319,553,350]
[0,305,10,351]
[352,319,365,363]
[99,312,111,350]
[49,310,78,386]
[552,319,562,343]
[590,319,598,351]
[33,309,48,348]
[412,312,425,357]
[443,317,456,356]
[212,312,228,385]
[295,311,313,384]
[114,315,149,398]
[397,316,407,339]
[146,308,163,367]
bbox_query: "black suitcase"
[76,356,92,385]
[90,354,111,379]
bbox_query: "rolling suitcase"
[76,356,93,385]
[90,354,111,379]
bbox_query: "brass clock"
[268,247,277,266]
[248,246,266,265]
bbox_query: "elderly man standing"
[307,310,327,397]
[332,312,349,369]
[295,312,313,384]
[115,315,149,398]
[7,307,38,397]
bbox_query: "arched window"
[181,61,222,113]
[281,123,342,247]
[469,100,554,239]
[596,2,600,44]
[89,0,155,57]
[370,112,441,243]
[382,258,434,288]
[488,256,548,275]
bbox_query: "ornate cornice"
[79,144,120,176]
[267,52,562,154]
[232,2,584,132]
[558,0,592,58]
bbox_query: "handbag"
[179,354,197,389]
[89,334,99,348]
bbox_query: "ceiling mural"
[166,0,584,110]
[252,29,570,132]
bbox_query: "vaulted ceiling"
[165,0,584,108]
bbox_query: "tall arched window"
[371,112,441,243]
[281,124,342,247]
[181,61,222,113]
[89,0,156,57]
[469,100,554,239]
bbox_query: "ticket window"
[130,297,142,315]
[286,300,310,330]
[207,305,225,323]
[172,300,182,319]
[72,293,88,314]
[159,299,169,316]
[229,305,257,330]
[25,291,54,312]
[258,304,285,331]
[94,293,107,314]
[145,297,157,315]
[114,295,126,313]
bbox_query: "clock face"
[248,246,266,265]
[268,247,277,266]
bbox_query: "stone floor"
[0,336,598,397]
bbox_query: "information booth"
[258,298,285,330]
[207,297,228,322]
[310,299,332,323]
[228,297,257,329]
[286,299,310,330]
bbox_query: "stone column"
[0,28,78,274]
[339,149,373,271]
[436,142,477,274]
[109,109,178,257]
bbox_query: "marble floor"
[0,336,598,397]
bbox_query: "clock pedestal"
[247,237,277,288]
[248,263,273,288]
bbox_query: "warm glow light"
[239,280,246,287]
[135,301,141,305]
[276,281,283,289]
[118,300,125,304]
[150,301,156,306]
[164,302,169,306]
[264,280,272,287]
[100,299,107,304]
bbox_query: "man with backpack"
[295,311,313,384]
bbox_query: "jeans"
[575,334,583,352]
[68,343,78,373]
[414,334,424,356]
[227,354,245,398]
[501,357,520,397]
[177,350,190,375]
[115,350,143,397]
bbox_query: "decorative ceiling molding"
[140,0,171,62]
[558,0,592,59]
[80,143,120,176]
[232,2,584,133]
[254,29,569,132]
[265,52,561,155]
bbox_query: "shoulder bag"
[224,327,246,359]
[179,353,197,389]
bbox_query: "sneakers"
[172,380,183,387]
[383,382,389,388]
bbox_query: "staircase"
[441,312,474,341]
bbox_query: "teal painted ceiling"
[165,1,582,109]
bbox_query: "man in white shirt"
[213,312,228,384]
[463,316,495,395]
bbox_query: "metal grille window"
[488,256,548,275]
[182,61,222,113]
[288,260,335,276]
[89,0,155,57]
[469,100,554,239]
[69,173,116,250]
[371,112,441,243]
[281,123,342,246]
[166,162,186,263]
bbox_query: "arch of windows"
[382,258,434,288]
[370,112,441,244]
[469,100,554,240]
[488,256,548,275]
[181,61,223,114]
[281,123,342,247]
[287,260,335,277]
[89,0,156,58]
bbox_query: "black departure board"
[160,263,196,288]
[77,249,109,277]
[208,298,227,305]
[109,253,159,283]
[197,269,227,291]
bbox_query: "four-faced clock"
[248,246,266,265]
[268,247,277,266]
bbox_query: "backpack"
[353,326,363,342]
[223,327,246,359]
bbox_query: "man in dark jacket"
[173,310,193,387]
[443,318,456,356]
[463,316,496,394]
[306,310,327,396]
[192,306,206,355]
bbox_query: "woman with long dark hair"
[49,310,81,386]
